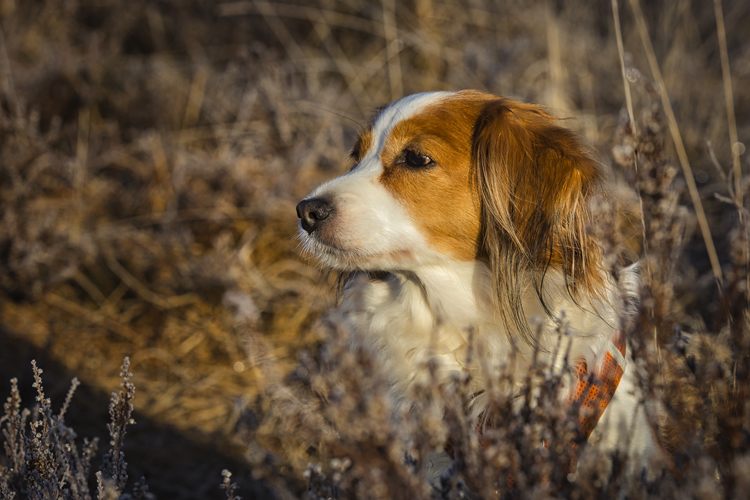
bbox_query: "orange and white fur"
[297,90,657,478]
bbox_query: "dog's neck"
[380,259,621,368]
[392,262,496,328]
[388,260,558,337]
[338,259,627,416]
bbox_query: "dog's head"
[297,90,605,337]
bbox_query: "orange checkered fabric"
[570,332,626,445]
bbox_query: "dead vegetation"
[0,0,748,498]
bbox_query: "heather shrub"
[0,0,748,498]
[0,358,146,499]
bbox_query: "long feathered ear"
[472,99,605,344]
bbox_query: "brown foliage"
[1,0,749,498]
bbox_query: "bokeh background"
[1,0,748,497]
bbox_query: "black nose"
[296,198,333,234]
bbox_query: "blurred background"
[0,0,748,497]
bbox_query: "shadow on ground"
[0,322,275,500]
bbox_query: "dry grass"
[0,0,748,498]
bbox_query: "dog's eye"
[404,149,434,167]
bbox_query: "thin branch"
[713,0,743,209]
[382,0,403,100]
[611,0,636,136]
[628,0,724,284]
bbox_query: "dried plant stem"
[0,26,18,113]
[254,0,318,94]
[102,246,198,309]
[73,108,90,246]
[310,9,370,115]
[611,0,636,136]
[58,377,81,419]
[382,0,403,100]
[713,0,743,209]
[183,67,209,130]
[629,0,724,284]
[546,9,566,112]
[612,0,651,283]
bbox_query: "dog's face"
[297,90,604,303]
[297,91,493,271]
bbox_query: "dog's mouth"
[300,231,414,273]
[299,233,373,269]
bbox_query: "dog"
[296,90,658,480]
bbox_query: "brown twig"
[628,0,724,284]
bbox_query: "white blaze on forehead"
[301,91,457,270]
[311,91,455,191]
[368,91,456,158]
[312,91,455,190]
